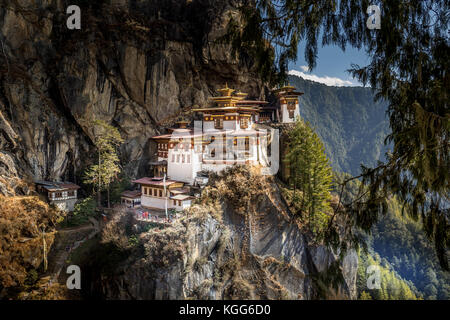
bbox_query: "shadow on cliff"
[74,166,358,300]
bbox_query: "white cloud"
[299,65,309,72]
[288,69,361,87]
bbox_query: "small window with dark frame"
[240,117,249,129]
[214,117,223,129]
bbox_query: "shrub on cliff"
[199,166,270,216]
[0,196,61,289]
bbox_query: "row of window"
[157,143,168,150]
[171,154,191,164]
[50,191,76,198]
[211,117,250,129]
[143,187,165,198]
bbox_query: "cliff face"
[1,2,358,299]
[0,0,264,194]
[80,168,358,300]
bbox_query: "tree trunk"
[42,229,47,272]
[97,151,101,208]
[97,190,101,208]
[107,185,110,208]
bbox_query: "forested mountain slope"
[289,74,390,175]
[289,75,448,300]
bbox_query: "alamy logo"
[366,5,381,30]
[66,265,81,289]
[366,265,381,289]
[66,5,81,30]
[189,121,280,176]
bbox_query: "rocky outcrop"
[0,2,359,300]
[0,0,265,193]
[81,168,358,300]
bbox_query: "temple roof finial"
[218,83,235,97]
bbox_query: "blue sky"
[288,41,370,87]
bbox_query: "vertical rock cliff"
[0,1,358,299]
[0,0,265,193]
[77,167,357,299]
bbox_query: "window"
[159,190,162,197]
[245,137,250,151]
[187,155,190,163]
[214,117,223,129]
[68,191,75,197]
[182,154,185,163]
[172,154,175,162]
[240,117,249,129]
[153,188,157,196]
[55,192,62,198]
[287,101,296,119]
[177,154,180,163]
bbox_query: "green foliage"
[285,119,333,234]
[357,250,420,300]
[128,235,139,247]
[225,0,449,271]
[359,291,372,300]
[367,200,450,300]
[70,197,97,226]
[83,120,124,207]
[289,75,390,175]
[109,173,132,205]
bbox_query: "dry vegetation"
[100,207,133,251]
[0,195,63,297]
[142,227,187,268]
[197,165,273,216]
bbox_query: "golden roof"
[217,83,235,97]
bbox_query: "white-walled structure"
[35,181,80,212]
[275,85,303,123]
[133,177,193,211]
[130,84,303,212]
[121,190,142,208]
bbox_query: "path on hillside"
[45,217,100,284]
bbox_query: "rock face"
[0,0,265,193]
[1,2,358,300]
[81,169,358,300]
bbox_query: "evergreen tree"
[83,120,124,208]
[286,119,333,234]
[224,0,449,270]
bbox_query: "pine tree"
[359,291,372,300]
[224,0,449,270]
[83,120,124,208]
[286,119,333,234]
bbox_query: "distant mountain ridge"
[291,74,449,300]
[288,74,390,175]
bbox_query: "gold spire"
[217,83,235,97]
[235,91,248,100]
